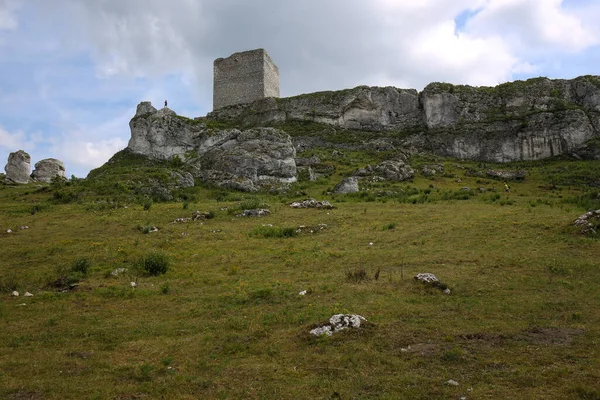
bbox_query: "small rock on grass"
[24,292,33,297]
[11,291,19,297]
[446,379,459,386]
[310,314,367,336]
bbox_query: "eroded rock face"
[31,158,66,183]
[127,102,297,190]
[4,150,31,184]
[209,86,423,132]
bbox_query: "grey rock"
[310,314,367,336]
[12,291,19,297]
[354,159,414,182]
[421,164,444,176]
[237,209,271,217]
[23,292,34,297]
[170,171,195,188]
[4,150,31,184]
[295,156,321,166]
[414,273,440,284]
[135,101,158,117]
[31,158,66,183]
[289,199,334,209]
[573,209,600,236]
[334,177,359,193]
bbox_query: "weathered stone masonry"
[213,48,280,110]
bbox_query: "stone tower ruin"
[213,48,280,110]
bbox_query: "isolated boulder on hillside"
[353,159,414,182]
[334,176,359,193]
[4,150,31,184]
[31,158,66,183]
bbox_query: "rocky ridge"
[208,75,600,162]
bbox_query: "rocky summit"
[208,75,600,162]
[127,102,296,191]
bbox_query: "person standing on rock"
[164,100,168,108]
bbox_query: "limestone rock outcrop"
[31,158,66,183]
[126,103,296,190]
[4,150,31,184]
[208,75,600,162]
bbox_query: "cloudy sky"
[1,0,599,177]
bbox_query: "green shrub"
[139,252,170,276]
[142,199,153,211]
[71,258,91,275]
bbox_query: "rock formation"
[208,75,600,162]
[4,150,31,184]
[31,158,66,183]
[127,102,296,190]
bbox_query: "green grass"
[1,154,599,399]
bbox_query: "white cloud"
[0,126,33,151]
[0,0,20,30]
[465,0,600,53]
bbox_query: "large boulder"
[4,150,31,184]
[31,158,66,183]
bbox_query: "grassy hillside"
[1,151,599,399]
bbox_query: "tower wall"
[213,49,279,110]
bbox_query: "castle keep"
[213,49,280,110]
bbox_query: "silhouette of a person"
[164,100,168,108]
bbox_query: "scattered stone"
[296,224,327,234]
[24,292,34,297]
[130,282,137,288]
[354,159,414,182]
[4,150,31,184]
[307,167,318,182]
[295,156,321,167]
[334,177,359,194]
[310,314,367,336]
[6,229,13,233]
[31,158,67,183]
[369,242,374,246]
[192,211,213,220]
[237,209,271,217]
[111,268,128,276]
[446,379,460,387]
[486,169,526,181]
[461,187,470,191]
[289,199,334,209]
[414,273,450,292]
[12,291,19,297]
[299,290,307,296]
[414,273,440,284]
[147,226,159,233]
[421,164,444,176]
[573,209,600,236]
[19,226,29,230]
[173,217,192,223]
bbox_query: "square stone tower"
[213,48,280,110]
